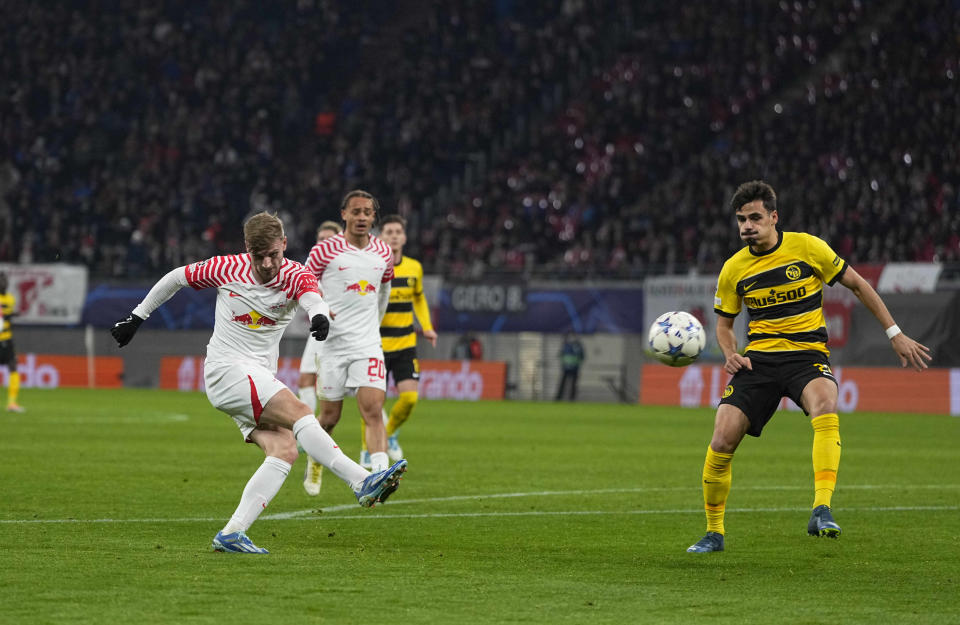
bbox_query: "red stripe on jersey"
[225,255,239,284]
[292,265,320,299]
[214,254,229,285]
[274,260,294,298]
[186,254,251,289]
[369,236,395,282]
[186,257,213,289]
[293,271,320,299]
[197,257,212,286]
[270,259,319,299]
[248,375,263,423]
[306,235,344,278]
[276,261,292,288]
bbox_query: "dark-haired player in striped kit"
[302,190,397,491]
[687,180,931,553]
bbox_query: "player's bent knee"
[256,429,300,463]
[809,405,838,419]
[318,409,342,430]
[709,436,738,455]
[711,405,748,453]
[803,396,837,417]
[276,444,299,465]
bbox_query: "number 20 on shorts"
[367,358,385,380]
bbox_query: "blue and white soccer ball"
[647,311,706,367]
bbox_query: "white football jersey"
[305,233,393,356]
[185,254,320,372]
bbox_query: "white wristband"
[885,324,902,340]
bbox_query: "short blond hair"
[244,212,285,253]
[318,220,342,236]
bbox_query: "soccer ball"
[647,311,706,367]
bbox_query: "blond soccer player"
[111,211,406,553]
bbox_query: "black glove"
[310,313,329,341]
[111,313,144,347]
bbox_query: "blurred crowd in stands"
[1,0,957,281]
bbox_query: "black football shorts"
[384,347,420,384]
[718,350,837,437]
[0,339,16,369]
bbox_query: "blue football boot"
[212,530,269,554]
[686,531,725,553]
[356,459,407,507]
[807,505,841,538]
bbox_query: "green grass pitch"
[1,388,958,624]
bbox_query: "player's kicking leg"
[355,459,407,507]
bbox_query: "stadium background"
[1,0,958,407]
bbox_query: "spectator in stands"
[2,1,957,280]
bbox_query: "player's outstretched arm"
[111,267,189,348]
[838,266,932,371]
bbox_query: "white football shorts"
[299,337,321,375]
[316,348,386,401]
[204,359,289,440]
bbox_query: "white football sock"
[296,388,317,452]
[222,456,290,535]
[293,415,368,490]
[370,451,389,473]
[298,386,317,416]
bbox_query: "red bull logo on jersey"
[231,310,278,328]
[345,280,377,295]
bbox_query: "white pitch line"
[1,505,956,525]
[40,413,190,425]
[264,483,960,519]
[295,505,960,522]
[1,485,957,525]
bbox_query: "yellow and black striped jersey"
[0,292,16,342]
[380,256,434,354]
[714,232,846,355]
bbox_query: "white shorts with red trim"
[316,348,386,401]
[204,359,289,440]
[299,336,321,375]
